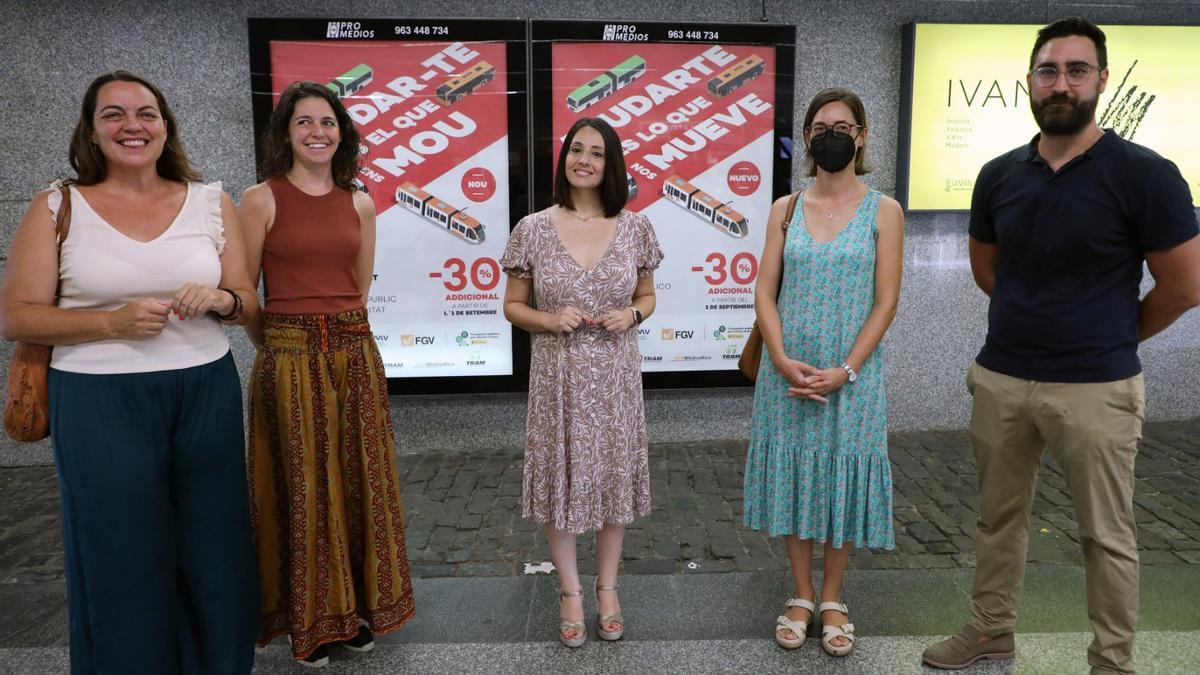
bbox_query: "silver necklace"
[813,191,860,220]
[568,208,604,222]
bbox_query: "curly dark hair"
[68,70,200,185]
[258,81,363,190]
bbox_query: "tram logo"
[708,54,765,98]
[395,182,486,244]
[436,61,495,106]
[566,55,646,113]
[326,64,373,100]
[662,175,749,238]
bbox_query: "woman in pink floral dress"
[501,118,663,647]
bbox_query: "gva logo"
[326,21,375,38]
[400,335,435,346]
[636,328,651,337]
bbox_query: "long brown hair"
[258,81,363,190]
[68,71,200,185]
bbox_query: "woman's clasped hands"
[774,357,852,403]
[545,305,635,334]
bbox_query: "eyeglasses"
[806,122,862,139]
[1030,64,1100,86]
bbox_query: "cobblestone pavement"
[2,420,1199,583]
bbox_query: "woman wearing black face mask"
[742,87,905,658]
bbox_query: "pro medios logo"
[602,24,649,42]
[326,21,375,39]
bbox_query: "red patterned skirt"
[248,309,414,659]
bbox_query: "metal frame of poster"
[531,20,796,389]
[897,21,1200,211]
[248,17,530,395]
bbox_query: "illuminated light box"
[898,22,1200,211]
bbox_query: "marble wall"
[2,0,1198,463]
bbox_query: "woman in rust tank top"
[238,81,414,667]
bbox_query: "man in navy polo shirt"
[923,17,1200,674]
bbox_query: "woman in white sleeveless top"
[1,71,261,675]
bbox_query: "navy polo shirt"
[970,129,1198,383]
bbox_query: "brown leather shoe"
[922,624,1015,669]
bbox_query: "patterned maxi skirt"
[248,309,415,659]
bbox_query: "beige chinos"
[967,362,1144,674]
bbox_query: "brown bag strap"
[55,182,72,249]
[781,191,800,234]
[774,191,800,296]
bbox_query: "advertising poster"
[533,21,795,383]
[248,19,528,392]
[900,23,1200,210]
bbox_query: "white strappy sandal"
[775,597,814,649]
[819,601,856,657]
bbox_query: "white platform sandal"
[819,601,856,657]
[775,597,815,649]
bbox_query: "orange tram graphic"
[707,54,765,98]
[436,61,496,105]
[661,175,749,238]
[395,182,486,244]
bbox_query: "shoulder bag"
[738,191,799,382]
[4,183,72,442]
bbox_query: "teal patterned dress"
[742,189,894,549]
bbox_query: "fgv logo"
[326,21,375,38]
[401,335,435,346]
[662,329,694,340]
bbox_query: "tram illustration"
[395,182,486,244]
[707,54,765,97]
[565,55,646,113]
[436,61,496,105]
[661,175,749,238]
[325,63,373,99]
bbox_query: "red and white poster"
[268,37,515,378]
[551,41,778,372]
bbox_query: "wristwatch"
[840,362,858,383]
[631,308,644,324]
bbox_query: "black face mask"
[809,131,857,173]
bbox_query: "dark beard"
[1031,93,1098,135]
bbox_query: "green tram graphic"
[566,55,647,113]
[436,61,496,105]
[326,63,373,99]
[662,175,749,238]
[707,54,764,97]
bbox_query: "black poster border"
[530,19,796,390]
[246,17,531,395]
